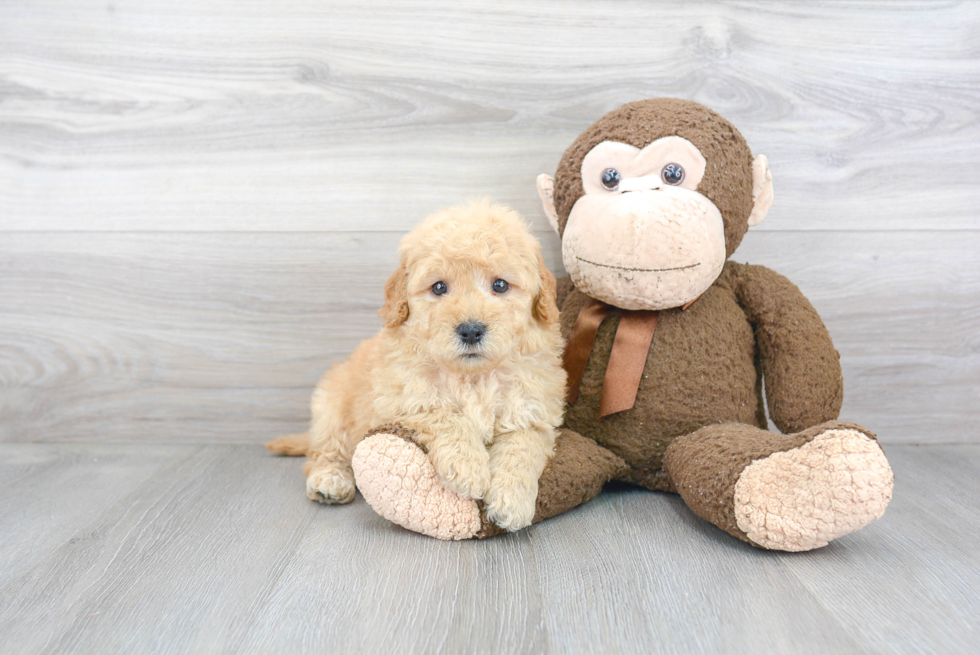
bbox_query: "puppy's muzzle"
[455,321,486,347]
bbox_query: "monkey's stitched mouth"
[576,257,700,273]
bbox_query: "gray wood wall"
[2,1,978,445]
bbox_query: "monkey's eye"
[661,163,685,186]
[492,279,510,294]
[431,281,448,296]
[600,168,622,191]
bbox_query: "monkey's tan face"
[561,137,727,310]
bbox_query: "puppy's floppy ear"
[532,251,560,326]
[379,266,410,328]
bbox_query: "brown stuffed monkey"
[352,98,894,551]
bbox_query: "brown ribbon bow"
[563,299,658,418]
[563,296,700,418]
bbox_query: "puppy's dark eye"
[431,281,448,296]
[600,168,621,191]
[492,279,509,294]
[661,163,685,186]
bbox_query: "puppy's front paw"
[434,452,491,500]
[306,465,356,505]
[484,483,536,532]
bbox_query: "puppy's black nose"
[456,321,486,346]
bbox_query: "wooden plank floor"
[0,442,976,654]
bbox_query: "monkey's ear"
[532,251,560,326]
[379,266,410,328]
[748,154,774,227]
[537,174,560,234]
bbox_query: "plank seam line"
[2,228,980,236]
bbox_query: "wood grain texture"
[1,2,978,444]
[1,1,978,232]
[786,446,980,653]
[2,230,977,444]
[0,442,976,654]
[0,442,197,588]
[0,445,319,654]
[238,500,548,654]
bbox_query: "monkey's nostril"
[456,321,486,346]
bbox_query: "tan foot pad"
[734,429,894,551]
[351,433,481,541]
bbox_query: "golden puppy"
[267,200,566,531]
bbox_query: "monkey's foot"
[351,433,481,540]
[733,428,894,552]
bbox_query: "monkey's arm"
[556,275,574,308]
[731,262,843,433]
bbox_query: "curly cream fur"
[298,200,566,531]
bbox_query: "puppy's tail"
[265,432,310,456]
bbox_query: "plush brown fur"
[557,261,844,486]
[663,420,877,545]
[507,99,892,549]
[552,98,756,256]
[348,98,893,550]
